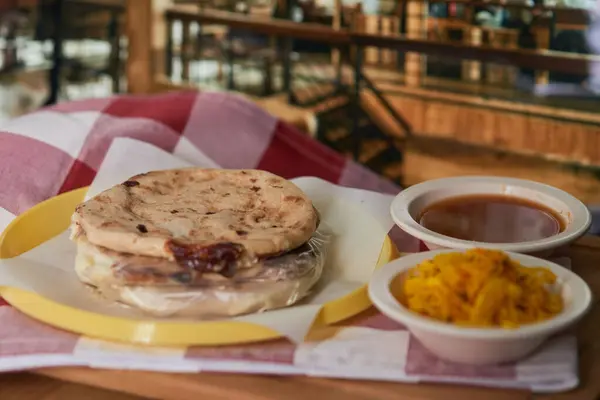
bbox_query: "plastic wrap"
[74,223,332,318]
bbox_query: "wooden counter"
[2,236,600,400]
[0,373,143,400]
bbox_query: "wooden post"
[152,0,171,79]
[126,0,152,93]
[405,0,427,87]
[364,15,379,65]
[349,5,362,69]
[381,16,398,67]
[395,0,406,70]
[181,20,191,82]
[44,0,65,105]
[464,26,482,82]
[125,0,171,94]
[486,30,502,85]
[331,0,342,68]
[534,26,550,85]
[505,30,518,86]
[108,9,122,93]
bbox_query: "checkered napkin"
[0,92,578,392]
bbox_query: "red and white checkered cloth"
[0,92,578,393]
[0,91,398,217]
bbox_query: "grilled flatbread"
[72,168,318,275]
[70,168,325,317]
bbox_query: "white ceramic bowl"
[368,250,592,365]
[390,176,592,255]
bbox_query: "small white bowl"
[368,250,592,365]
[390,176,592,255]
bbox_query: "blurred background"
[1,0,599,203]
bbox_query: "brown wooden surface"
[361,87,600,203]
[360,77,600,167]
[35,368,530,400]
[0,373,146,400]
[0,235,596,399]
[401,136,600,204]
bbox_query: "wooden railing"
[125,0,597,91]
[165,8,350,44]
[154,8,598,142]
[124,2,598,100]
[352,32,596,76]
[118,1,600,169]
[162,8,596,75]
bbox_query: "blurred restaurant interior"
[1,0,599,199]
[2,1,600,399]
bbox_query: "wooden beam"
[405,0,427,87]
[352,33,598,76]
[165,8,351,44]
[65,0,124,11]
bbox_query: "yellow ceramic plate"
[0,187,400,346]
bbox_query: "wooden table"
[4,236,600,400]
[0,373,144,400]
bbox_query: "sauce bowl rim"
[391,176,592,253]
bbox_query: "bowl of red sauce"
[391,176,591,255]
